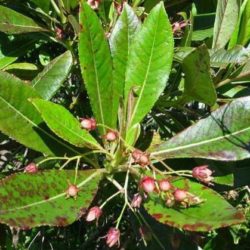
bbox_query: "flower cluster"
[132,149,150,167]
[139,176,203,208]
[80,117,96,131]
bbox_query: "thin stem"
[100,191,121,209]
[216,70,250,88]
[50,0,60,16]
[74,157,80,184]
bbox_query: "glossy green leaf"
[213,0,240,48]
[78,2,114,133]
[145,177,245,232]
[0,5,48,34]
[182,45,216,106]
[151,97,250,161]
[32,99,102,150]
[124,2,173,134]
[0,71,79,156]
[110,3,141,110]
[32,51,73,100]
[0,169,102,228]
[4,63,38,71]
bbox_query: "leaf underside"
[0,170,100,229]
[152,97,250,161]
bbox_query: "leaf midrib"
[84,9,105,133]
[0,171,99,213]
[128,10,160,128]
[0,95,79,154]
[152,126,250,156]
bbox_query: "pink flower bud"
[104,130,118,141]
[131,193,143,208]
[86,206,102,222]
[140,176,155,193]
[24,163,38,173]
[158,179,171,191]
[192,165,213,184]
[174,189,187,202]
[87,0,100,10]
[132,149,150,167]
[106,227,120,248]
[66,184,79,198]
[80,118,96,131]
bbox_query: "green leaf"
[237,0,250,46]
[124,2,173,134]
[0,169,102,228]
[144,177,245,232]
[109,3,141,110]
[78,2,114,133]
[32,51,73,100]
[192,27,213,41]
[32,99,102,150]
[0,71,79,156]
[0,5,48,34]
[182,45,216,106]
[151,97,250,161]
[228,0,249,48]
[213,0,240,48]
[4,62,38,71]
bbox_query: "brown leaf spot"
[151,213,163,220]
[233,211,245,221]
[55,216,69,226]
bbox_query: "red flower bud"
[131,193,143,208]
[158,179,171,191]
[132,149,150,167]
[24,162,38,173]
[140,176,155,193]
[86,206,102,222]
[66,184,79,199]
[80,118,96,131]
[192,165,213,184]
[104,130,118,141]
[106,227,120,248]
[174,189,187,202]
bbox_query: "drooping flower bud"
[106,227,120,248]
[24,162,38,173]
[80,118,96,131]
[192,165,213,184]
[140,176,155,193]
[87,0,101,10]
[131,193,143,208]
[66,184,79,199]
[158,179,171,192]
[132,149,150,167]
[173,189,187,202]
[86,206,102,222]
[104,130,118,142]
